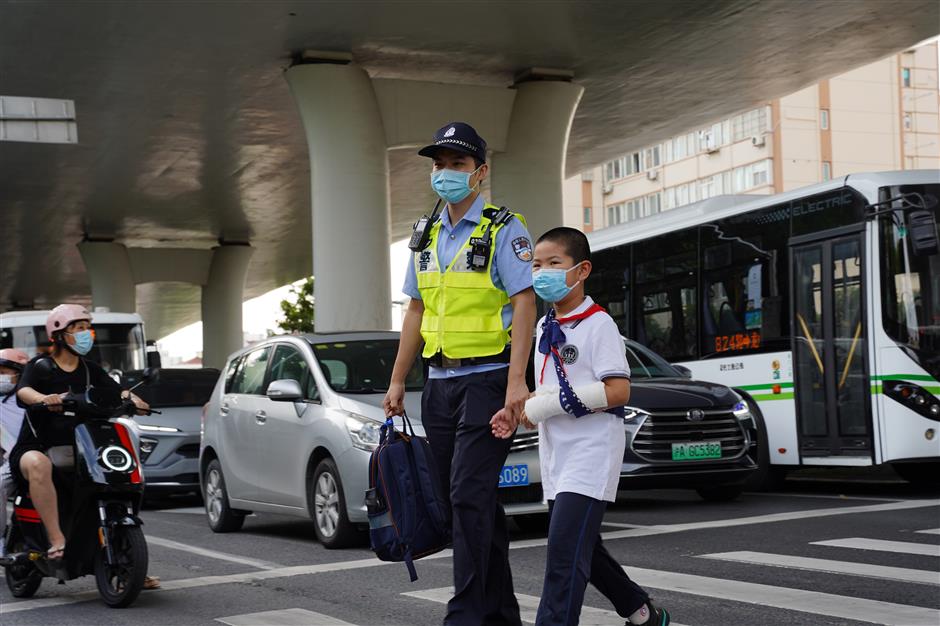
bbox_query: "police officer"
[384,122,536,626]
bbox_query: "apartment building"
[565,42,940,231]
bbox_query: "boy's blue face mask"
[532,264,582,303]
[430,165,482,204]
[67,330,94,356]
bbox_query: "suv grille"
[631,409,747,463]
[510,432,538,453]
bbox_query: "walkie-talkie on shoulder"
[408,199,443,252]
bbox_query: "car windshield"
[310,339,425,393]
[879,184,940,380]
[624,341,682,378]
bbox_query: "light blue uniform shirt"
[403,194,534,379]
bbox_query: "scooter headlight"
[100,445,134,472]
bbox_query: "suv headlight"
[623,407,649,425]
[731,395,755,425]
[344,413,383,451]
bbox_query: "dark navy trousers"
[422,367,522,626]
[536,492,650,626]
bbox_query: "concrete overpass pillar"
[77,240,136,313]
[490,79,584,241]
[285,59,391,332]
[201,244,253,369]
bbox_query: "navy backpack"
[366,413,450,581]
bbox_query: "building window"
[902,67,911,88]
[820,109,829,130]
[584,207,592,225]
[903,112,913,131]
[822,162,832,181]
[644,146,661,169]
[731,107,770,142]
[733,160,772,192]
[607,203,626,225]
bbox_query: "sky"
[157,238,412,361]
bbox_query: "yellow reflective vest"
[416,204,524,359]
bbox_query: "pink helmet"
[0,348,29,372]
[46,304,92,339]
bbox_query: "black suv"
[516,338,759,505]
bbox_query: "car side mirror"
[146,350,162,368]
[267,379,304,402]
[673,364,693,378]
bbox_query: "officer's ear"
[474,162,489,184]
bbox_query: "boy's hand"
[490,408,516,439]
[520,410,535,430]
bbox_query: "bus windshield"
[0,323,146,372]
[879,184,940,380]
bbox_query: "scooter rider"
[0,348,29,563]
[12,304,149,562]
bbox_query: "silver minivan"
[200,331,544,548]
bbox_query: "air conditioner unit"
[699,132,719,154]
[646,169,659,181]
[602,183,613,194]
[751,135,766,147]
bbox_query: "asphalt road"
[2,471,938,626]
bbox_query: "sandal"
[144,575,161,589]
[46,544,65,561]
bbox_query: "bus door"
[791,231,872,458]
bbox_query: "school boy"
[492,227,670,626]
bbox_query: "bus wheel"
[892,462,940,487]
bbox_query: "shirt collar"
[557,295,595,324]
[440,194,485,231]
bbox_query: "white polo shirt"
[535,296,630,503]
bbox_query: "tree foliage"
[277,277,315,334]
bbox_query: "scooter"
[2,369,160,608]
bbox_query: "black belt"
[427,347,511,369]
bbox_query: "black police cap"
[418,122,487,163]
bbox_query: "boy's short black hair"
[536,227,591,264]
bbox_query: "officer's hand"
[503,378,529,423]
[489,408,515,439]
[520,410,536,431]
[383,382,405,418]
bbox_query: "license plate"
[671,441,722,461]
[498,464,529,487]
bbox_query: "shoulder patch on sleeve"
[511,236,533,262]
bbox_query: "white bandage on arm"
[524,381,611,424]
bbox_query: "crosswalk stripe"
[401,586,690,626]
[811,537,940,557]
[217,608,355,625]
[628,566,940,625]
[700,550,940,585]
[916,528,940,535]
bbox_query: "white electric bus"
[587,170,940,483]
[0,308,150,374]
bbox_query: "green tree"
[277,277,315,334]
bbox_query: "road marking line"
[596,498,940,542]
[628,566,940,625]
[747,491,900,502]
[917,528,940,535]
[401,586,690,626]
[155,506,206,515]
[811,537,940,557]
[148,535,283,570]
[599,521,661,529]
[217,608,355,625]
[700,550,940,585]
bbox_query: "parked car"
[121,368,219,497]
[200,332,545,548]
[520,338,760,504]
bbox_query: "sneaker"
[626,600,670,626]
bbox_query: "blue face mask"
[68,330,94,356]
[430,166,482,204]
[532,265,582,303]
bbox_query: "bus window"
[634,229,697,361]
[587,245,632,336]
[700,206,789,357]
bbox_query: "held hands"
[503,377,529,423]
[490,408,515,439]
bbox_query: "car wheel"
[203,459,246,533]
[696,485,744,502]
[740,397,787,491]
[513,512,550,534]
[309,457,359,549]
